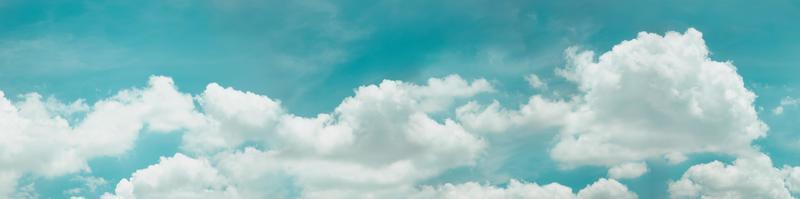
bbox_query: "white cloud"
[576,178,638,199]
[101,153,240,199]
[71,76,204,158]
[525,73,548,90]
[413,178,636,199]
[0,171,19,198]
[258,75,490,197]
[773,96,799,115]
[182,82,285,154]
[98,75,492,198]
[668,153,799,199]
[458,29,767,175]
[783,166,800,193]
[1,74,493,197]
[608,162,648,179]
[0,76,202,197]
[456,96,573,134]
[552,28,767,168]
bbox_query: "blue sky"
[1,0,800,198]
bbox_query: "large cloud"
[553,28,766,168]
[218,75,490,197]
[97,75,494,198]
[457,29,767,176]
[0,76,202,197]
[668,153,800,199]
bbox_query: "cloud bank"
[2,29,792,198]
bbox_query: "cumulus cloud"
[668,153,800,199]
[413,178,636,199]
[0,76,202,197]
[230,75,490,197]
[182,83,285,153]
[783,166,800,194]
[457,29,767,177]
[553,28,766,167]
[608,162,648,179]
[96,75,493,198]
[1,74,495,197]
[576,178,638,199]
[456,96,573,134]
[101,153,239,199]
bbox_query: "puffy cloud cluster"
[554,29,766,168]
[413,178,636,199]
[101,154,239,199]
[456,96,574,134]
[0,74,504,198]
[669,153,800,199]
[99,75,502,198]
[457,29,768,178]
[0,76,202,197]
[182,83,285,153]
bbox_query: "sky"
[1,0,800,198]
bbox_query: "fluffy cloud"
[783,166,800,193]
[457,29,767,177]
[456,96,573,134]
[576,178,638,199]
[97,75,493,198]
[182,83,285,153]
[608,162,648,179]
[668,153,800,199]
[552,28,766,168]
[0,76,202,197]
[230,75,490,197]
[413,178,636,199]
[101,153,239,199]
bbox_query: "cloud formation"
[457,29,768,178]
[669,153,800,199]
[96,75,496,198]
[2,28,786,198]
[0,77,201,197]
[101,153,239,199]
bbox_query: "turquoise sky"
[1,0,800,198]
